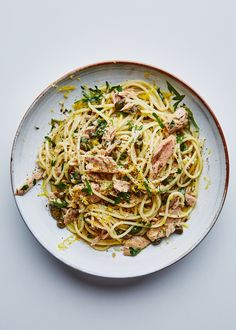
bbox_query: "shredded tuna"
[63,208,79,224]
[166,107,188,134]
[113,178,130,192]
[123,236,150,256]
[15,169,44,196]
[85,156,119,173]
[102,127,116,146]
[185,193,197,206]
[150,135,176,178]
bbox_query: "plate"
[11,61,229,278]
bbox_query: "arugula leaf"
[114,192,131,204]
[130,226,142,234]
[152,113,164,128]
[183,105,199,133]
[82,179,93,196]
[167,81,185,110]
[81,85,103,103]
[144,181,152,197]
[129,247,141,256]
[51,200,68,208]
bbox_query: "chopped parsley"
[51,160,56,166]
[127,121,134,131]
[130,226,142,234]
[177,168,182,174]
[55,182,67,190]
[82,179,93,196]
[157,87,165,103]
[144,181,152,197]
[167,81,185,110]
[34,126,39,130]
[81,85,103,103]
[176,133,185,144]
[51,200,68,208]
[45,136,56,147]
[129,247,141,256]
[179,187,186,195]
[33,179,37,186]
[184,105,199,133]
[114,192,131,204]
[180,142,187,152]
[91,119,107,139]
[152,113,164,128]
[80,137,92,151]
[105,81,122,92]
[120,152,127,161]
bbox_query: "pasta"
[16,79,203,256]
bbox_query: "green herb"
[51,200,68,208]
[21,184,29,191]
[177,168,182,174]
[81,85,103,103]
[114,192,131,204]
[178,187,186,195]
[129,247,141,256]
[51,160,56,166]
[115,229,123,235]
[105,81,123,93]
[82,179,93,196]
[183,105,199,133]
[34,126,39,130]
[33,179,37,186]
[180,143,187,152]
[51,118,63,130]
[167,81,185,110]
[176,133,185,144]
[134,125,143,131]
[72,171,81,182]
[162,175,174,185]
[127,121,134,131]
[45,136,56,147]
[152,113,164,129]
[80,137,92,151]
[144,181,152,197]
[157,87,165,103]
[55,182,67,190]
[91,119,107,139]
[130,226,142,234]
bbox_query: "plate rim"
[10,60,230,278]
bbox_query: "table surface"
[1,1,235,329]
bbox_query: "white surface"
[0,0,235,328]
[11,62,228,278]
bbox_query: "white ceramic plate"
[11,61,229,278]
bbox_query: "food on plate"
[16,79,203,256]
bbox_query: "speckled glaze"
[11,61,229,278]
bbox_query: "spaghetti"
[16,80,203,256]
